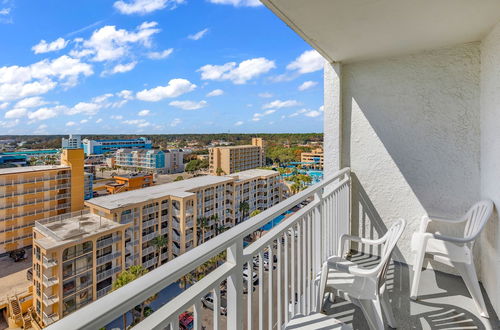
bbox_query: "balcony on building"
[46,1,500,330]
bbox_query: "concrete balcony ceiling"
[261,0,500,62]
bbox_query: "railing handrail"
[47,168,350,330]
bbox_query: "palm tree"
[239,201,250,223]
[196,217,210,245]
[113,265,151,329]
[151,235,167,268]
[215,167,224,176]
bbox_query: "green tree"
[250,209,262,217]
[151,235,167,268]
[196,216,210,245]
[174,175,184,182]
[239,201,250,223]
[215,167,225,176]
[113,265,153,329]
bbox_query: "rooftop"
[212,144,260,150]
[228,168,279,181]
[0,165,69,175]
[86,175,234,210]
[87,169,279,210]
[35,211,125,250]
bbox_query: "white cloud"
[80,119,88,124]
[35,124,48,133]
[66,102,101,115]
[287,50,324,74]
[199,57,275,84]
[28,106,62,121]
[258,92,272,98]
[5,108,27,119]
[298,80,317,91]
[103,61,137,75]
[96,118,103,123]
[73,22,160,62]
[114,0,184,14]
[111,115,123,120]
[117,89,134,100]
[170,118,181,127]
[188,28,209,40]
[136,78,196,101]
[92,93,114,104]
[138,109,150,116]
[169,100,207,110]
[0,102,9,110]
[305,110,321,117]
[206,89,223,97]
[252,109,275,121]
[234,120,244,126]
[0,8,11,15]
[289,108,307,117]
[208,0,261,7]
[147,48,173,59]
[14,96,47,108]
[32,38,68,54]
[122,119,151,127]
[66,121,76,127]
[0,119,19,128]
[0,55,93,101]
[262,99,300,109]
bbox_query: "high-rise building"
[32,169,282,326]
[61,135,82,150]
[114,149,185,174]
[82,137,152,155]
[0,149,85,254]
[300,148,324,169]
[209,138,265,175]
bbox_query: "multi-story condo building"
[0,149,85,254]
[209,138,265,175]
[32,210,127,326]
[300,148,324,169]
[31,169,282,326]
[114,149,185,174]
[82,137,152,155]
[61,135,82,150]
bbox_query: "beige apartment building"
[32,169,282,326]
[300,148,324,169]
[209,138,265,175]
[0,149,84,254]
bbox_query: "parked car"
[201,293,227,315]
[9,248,26,262]
[179,312,193,330]
[243,268,259,285]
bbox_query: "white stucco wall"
[339,43,482,265]
[480,20,500,316]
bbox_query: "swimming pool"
[261,210,293,231]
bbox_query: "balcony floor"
[322,253,499,329]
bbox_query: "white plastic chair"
[410,200,493,318]
[317,219,406,330]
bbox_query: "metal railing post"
[226,238,243,330]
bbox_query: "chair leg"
[316,262,329,313]
[410,241,426,300]
[380,290,397,328]
[358,297,385,330]
[453,261,489,318]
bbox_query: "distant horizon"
[0,132,324,137]
[0,0,324,135]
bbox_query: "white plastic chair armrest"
[338,234,387,256]
[428,215,466,224]
[325,257,379,278]
[432,233,472,244]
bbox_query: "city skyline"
[0,0,324,135]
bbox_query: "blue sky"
[0,0,324,135]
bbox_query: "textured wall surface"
[480,21,500,315]
[341,43,481,265]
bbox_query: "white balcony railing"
[46,168,351,330]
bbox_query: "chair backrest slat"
[377,219,406,288]
[462,200,493,241]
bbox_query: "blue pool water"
[261,210,293,231]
